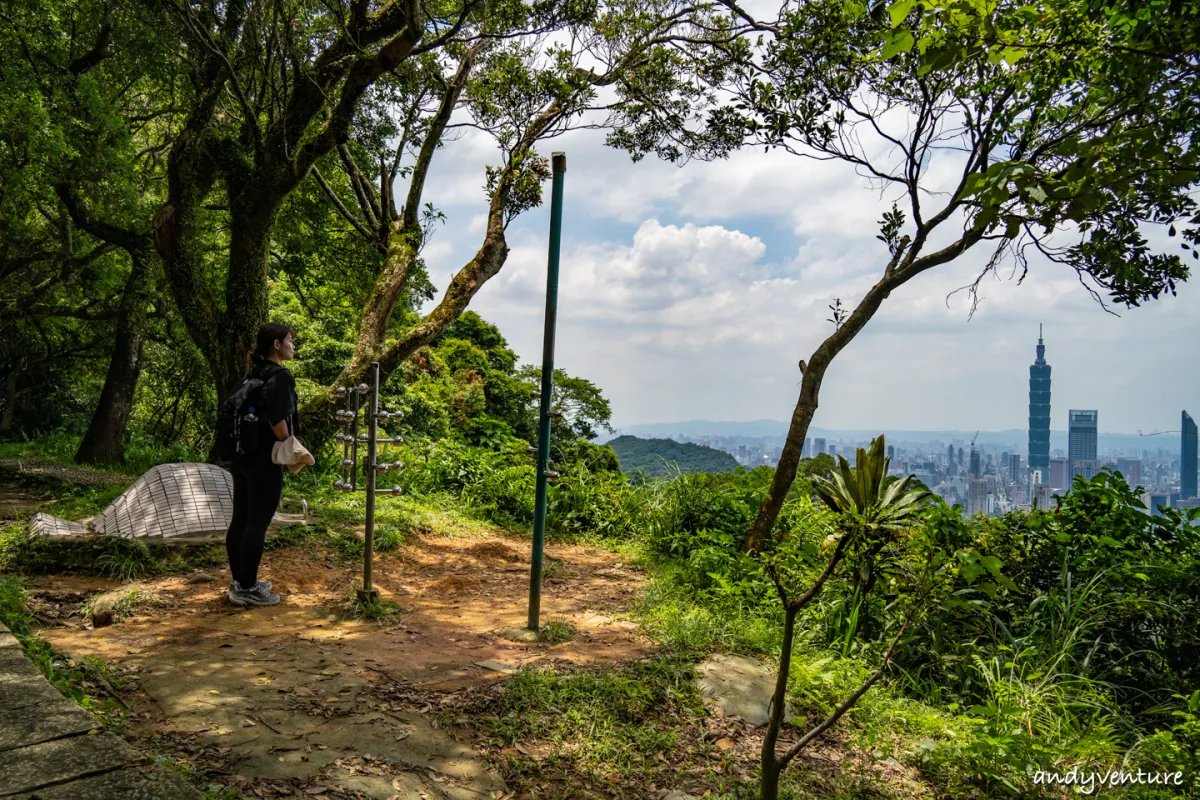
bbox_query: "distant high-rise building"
[969,447,981,478]
[1116,458,1142,491]
[967,479,988,516]
[1182,411,1198,499]
[887,445,895,460]
[947,443,955,464]
[829,444,837,456]
[1031,483,1054,511]
[813,438,826,458]
[1008,454,1021,483]
[737,445,747,464]
[957,446,964,464]
[1068,410,1099,487]
[1147,490,1172,517]
[803,438,811,458]
[1028,325,1052,480]
[1074,459,1103,483]
[1050,457,1069,489]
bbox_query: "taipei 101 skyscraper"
[1028,325,1052,478]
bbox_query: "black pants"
[226,459,283,588]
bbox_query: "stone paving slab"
[0,731,141,796]
[0,701,98,752]
[0,618,202,799]
[0,677,66,711]
[0,647,43,681]
[9,765,198,800]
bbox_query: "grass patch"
[468,657,711,792]
[80,587,169,624]
[0,525,224,578]
[333,585,403,624]
[0,431,203,478]
[633,560,782,657]
[537,616,577,643]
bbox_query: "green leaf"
[888,0,918,28]
[1000,46,1025,65]
[883,29,916,59]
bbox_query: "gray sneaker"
[229,579,272,594]
[236,583,281,607]
[228,581,247,606]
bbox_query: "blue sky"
[411,126,1200,435]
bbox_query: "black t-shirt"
[246,362,298,465]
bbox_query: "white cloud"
[405,108,1199,434]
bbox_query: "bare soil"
[26,528,656,799]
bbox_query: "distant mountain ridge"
[602,421,1181,453]
[607,435,739,478]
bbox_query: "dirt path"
[29,530,654,800]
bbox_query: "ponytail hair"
[251,322,294,363]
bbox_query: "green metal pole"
[528,152,566,631]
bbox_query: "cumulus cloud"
[407,112,1199,433]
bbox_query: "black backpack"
[216,363,282,461]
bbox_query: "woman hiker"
[225,322,299,607]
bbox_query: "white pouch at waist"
[272,436,315,474]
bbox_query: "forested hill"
[607,435,739,478]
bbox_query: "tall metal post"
[359,361,381,602]
[528,152,566,631]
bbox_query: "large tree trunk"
[0,363,21,434]
[154,119,225,397]
[222,189,281,390]
[75,248,157,465]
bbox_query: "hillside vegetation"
[608,435,739,478]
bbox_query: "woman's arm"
[271,420,289,442]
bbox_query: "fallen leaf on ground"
[716,738,736,751]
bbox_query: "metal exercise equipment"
[527,151,567,632]
[333,361,404,602]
